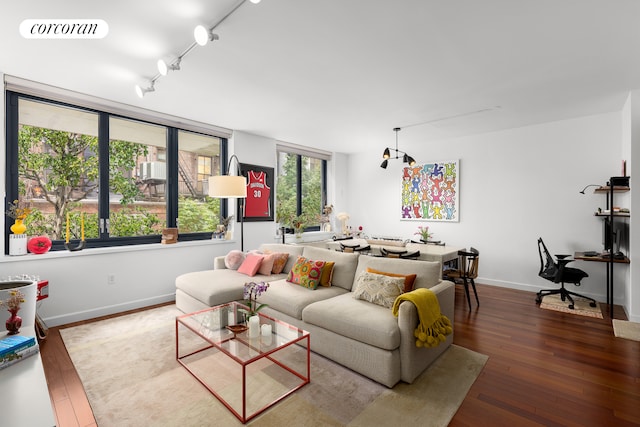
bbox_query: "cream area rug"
[612,319,640,342]
[60,305,487,427]
[539,294,604,318]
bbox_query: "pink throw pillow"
[238,253,264,277]
[258,253,276,276]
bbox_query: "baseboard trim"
[41,293,176,327]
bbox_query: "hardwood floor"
[39,286,639,427]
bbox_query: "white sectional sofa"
[175,243,454,388]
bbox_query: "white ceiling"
[2,0,640,154]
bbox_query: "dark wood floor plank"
[39,287,639,427]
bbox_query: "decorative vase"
[10,219,27,235]
[9,234,28,256]
[5,309,22,335]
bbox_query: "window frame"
[276,148,328,233]
[4,90,229,253]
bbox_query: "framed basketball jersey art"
[239,163,274,222]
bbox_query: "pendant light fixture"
[380,128,416,169]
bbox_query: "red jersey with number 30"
[245,171,271,217]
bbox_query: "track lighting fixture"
[134,0,260,98]
[157,58,181,76]
[193,25,220,46]
[135,81,155,98]
[380,128,417,169]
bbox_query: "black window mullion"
[166,128,178,228]
[98,113,110,240]
[220,139,230,219]
[296,155,302,216]
[4,92,19,254]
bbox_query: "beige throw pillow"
[352,271,405,308]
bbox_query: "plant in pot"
[6,199,32,235]
[218,215,234,240]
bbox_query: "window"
[177,130,221,233]
[276,148,328,232]
[5,90,227,252]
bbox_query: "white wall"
[2,79,636,323]
[623,92,640,322]
[345,112,628,307]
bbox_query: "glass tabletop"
[176,301,309,364]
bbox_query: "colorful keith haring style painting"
[401,160,459,222]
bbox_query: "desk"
[574,252,630,318]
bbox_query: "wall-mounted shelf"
[594,186,630,193]
[594,212,630,217]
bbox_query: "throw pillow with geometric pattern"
[286,256,327,290]
[352,271,405,308]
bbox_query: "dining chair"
[443,247,480,310]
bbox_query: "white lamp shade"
[208,175,247,198]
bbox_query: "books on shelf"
[0,335,36,358]
[0,343,40,370]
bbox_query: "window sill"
[0,238,236,263]
[283,231,335,244]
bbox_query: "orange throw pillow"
[366,267,416,293]
[320,261,335,287]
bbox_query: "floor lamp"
[208,155,247,251]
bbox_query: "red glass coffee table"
[176,302,310,423]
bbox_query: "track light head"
[383,147,390,159]
[406,155,416,167]
[194,25,219,46]
[157,58,181,76]
[135,81,155,98]
[380,159,388,169]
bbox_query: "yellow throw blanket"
[392,288,453,348]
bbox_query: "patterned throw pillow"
[270,252,290,274]
[352,271,405,308]
[366,267,417,293]
[286,256,327,290]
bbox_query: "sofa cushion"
[302,293,401,350]
[352,271,405,308]
[258,252,277,275]
[258,244,304,273]
[175,269,285,307]
[224,250,245,270]
[287,256,326,289]
[237,253,264,276]
[366,267,417,293]
[257,278,348,319]
[269,252,290,274]
[301,246,360,291]
[319,261,335,287]
[354,255,442,290]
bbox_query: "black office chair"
[535,237,597,309]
